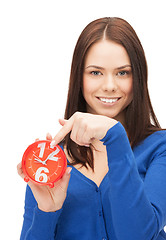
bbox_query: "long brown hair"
[62,17,162,170]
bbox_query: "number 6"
[35,167,49,183]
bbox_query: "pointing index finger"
[51,118,73,147]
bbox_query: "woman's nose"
[102,74,118,92]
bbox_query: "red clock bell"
[22,140,67,188]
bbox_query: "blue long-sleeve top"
[20,122,166,240]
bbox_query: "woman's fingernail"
[47,132,51,137]
[67,167,72,175]
[50,140,56,148]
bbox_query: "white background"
[0,0,166,238]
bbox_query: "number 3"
[35,167,49,183]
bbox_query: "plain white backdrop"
[0,0,166,238]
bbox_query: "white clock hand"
[35,158,47,165]
[33,154,46,165]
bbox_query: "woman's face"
[83,40,133,124]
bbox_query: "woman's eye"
[118,71,128,76]
[91,71,102,76]
[117,70,131,77]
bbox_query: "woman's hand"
[51,112,118,147]
[17,134,72,213]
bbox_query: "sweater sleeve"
[20,185,62,240]
[101,122,166,240]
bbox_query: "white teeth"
[99,97,119,103]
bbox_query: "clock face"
[22,140,67,187]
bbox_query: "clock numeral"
[37,142,46,158]
[35,167,49,183]
[47,147,60,162]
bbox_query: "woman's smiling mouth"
[97,97,121,104]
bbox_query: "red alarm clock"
[22,140,67,188]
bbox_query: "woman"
[18,17,166,240]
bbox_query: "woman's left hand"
[51,112,117,147]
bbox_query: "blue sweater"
[20,122,166,240]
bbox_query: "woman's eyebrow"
[116,64,132,70]
[85,65,104,70]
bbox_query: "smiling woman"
[63,17,162,169]
[18,17,166,240]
